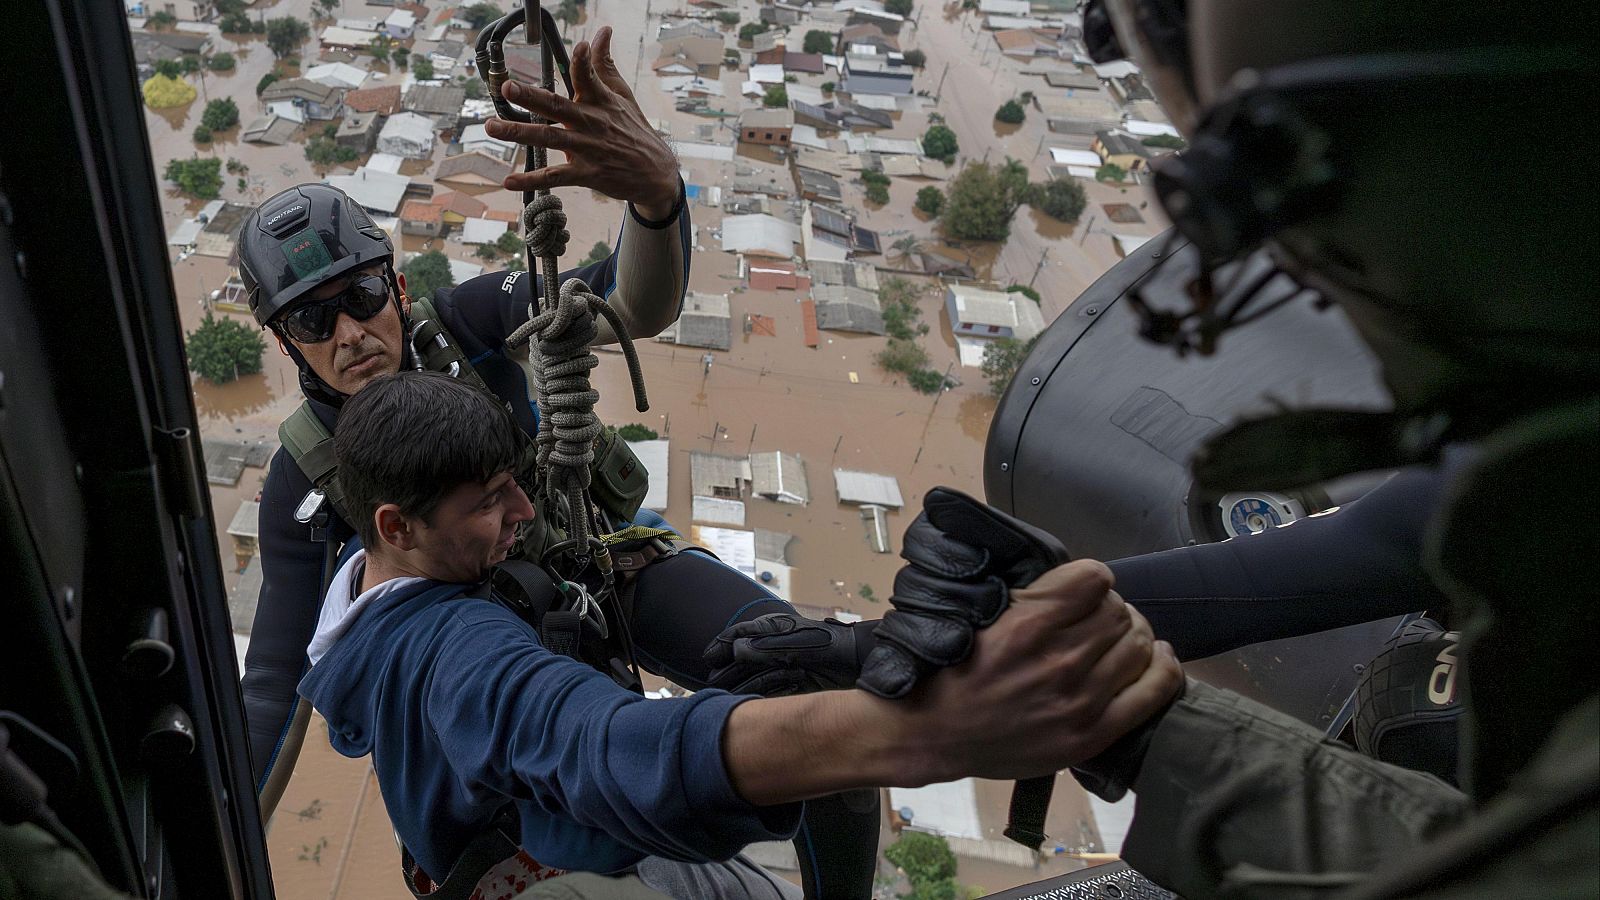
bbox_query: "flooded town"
[132,0,1177,893]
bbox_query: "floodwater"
[138,0,1172,893]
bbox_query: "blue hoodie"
[297,575,803,879]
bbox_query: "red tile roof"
[399,200,442,223]
[344,85,403,115]
[433,191,487,218]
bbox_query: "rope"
[507,198,649,553]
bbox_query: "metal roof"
[947,284,1046,340]
[807,260,879,291]
[326,167,411,214]
[690,452,750,498]
[627,439,670,511]
[226,499,260,540]
[754,529,794,565]
[749,451,810,505]
[815,299,885,334]
[692,496,746,527]
[720,214,801,258]
[833,469,904,507]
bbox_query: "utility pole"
[934,62,950,102]
[747,423,757,453]
[1077,213,1097,246]
[912,362,956,468]
[1028,247,1050,289]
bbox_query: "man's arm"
[240,452,345,786]
[1084,679,1470,898]
[728,562,1184,805]
[1109,459,1463,661]
[480,26,689,345]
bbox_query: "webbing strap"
[402,807,523,900]
[278,403,358,528]
[1004,775,1054,851]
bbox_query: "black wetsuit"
[243,245,878,898]
[1110,454,1465,661]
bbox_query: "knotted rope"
[506,196,649,553]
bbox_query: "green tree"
[739,21,769,42]
[255,72,279,95]
[185,312,266,384]
[147,10,177,28]
[402,251,456,303]
[914,185,944,216]
[763,84,788,108]
[461,2,505,29]
[207,52,236,71]
[393,46,411,69]
[875,338,930,375]
[921,124,958,163]
[266,17,310,60]
[164,157,223,199]
[201,98,239,132]
[464,74,488,98]
[1028,177,1087,222]
[981,334,1039,396]
[226,158,248,174]
[369,38,391,64]
[821,80,835,93]
[554,0,580,30]
[1141,133,1186,149]
[219,11,252,32]
[304,136,359,168]
[192,125,213,143]
[236,176,248,192]
[495,231,524,256]
[714,10,741,25]
[865,182,889,204]
[942,159,1030,241]
[890,234,923,261]
[879,277,928,341]
[579,241,611,265]
[316,0,340,18]
[858,583,876,602]
[802,29,833,54]
[179,55,202,75]
[618,423,658,441]
[1005,284,1041,303]
[902,48,926,68]
[907,368,947,394]
[1095,162,1127,182]
[154,57,183,80]
[884,0,914,15]
[885,832,958,889]
[995,99,1025,123]
[413,57,435,80]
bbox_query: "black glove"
[703,613,863,697]
[857,487,1069,699]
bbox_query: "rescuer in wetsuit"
[241,29,881,899]
[850,2,1597,895]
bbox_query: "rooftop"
[343,84,403,114]
[750,451,810,505]
[399,200,442,223]
[833,469,904,508]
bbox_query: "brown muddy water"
[140,0,1167,893]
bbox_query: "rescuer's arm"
[728,562,1185,805]
[1108,458,1464,661]
[483,26,687,345]
[240,452,345,787]
[1074,678,1471,897]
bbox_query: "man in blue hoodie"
[299,370,1181,898]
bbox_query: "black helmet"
[239,184,394,328]
[1096,0,1596,415]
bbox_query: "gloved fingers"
[891,567,1010,627]
[856,643,925,699]
[923,487,1070,584]
[715,666,811,697]
[900,515,992,580]
[872,609,974,668]
[702,613,798,666]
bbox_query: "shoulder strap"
[409,296,492,395]
[484,560,581,660]
[277,402,359,528]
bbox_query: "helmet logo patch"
[282,226,334,283]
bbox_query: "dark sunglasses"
[277,272,393,344]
